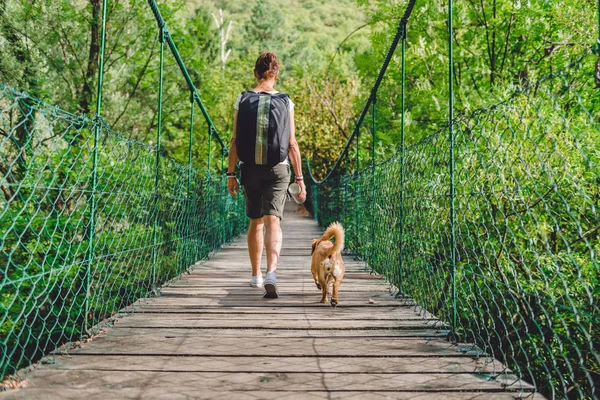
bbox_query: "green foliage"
[353,0,597,151]
[243,1,285,53]
[0,0,370,169]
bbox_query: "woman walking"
[227,52,306,298]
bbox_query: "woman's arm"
[288,110,306,201]
[227,110,240,198]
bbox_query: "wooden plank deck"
[3,202,543,399]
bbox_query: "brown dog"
[311,222,345,307]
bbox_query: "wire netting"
[0,84,246,379]
[307,48,599,398]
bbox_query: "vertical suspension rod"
[371,94,376,249]
[208,126,213,171]
[448,0,457,334]
[186,95,195,269]
[151,27,166,291]
[398,22,407,294]
[86,0,108,334]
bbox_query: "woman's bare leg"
[247,217,264,276]
[263,215,282,273]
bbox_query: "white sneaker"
[263,271,278,298]
[250,275,264,288]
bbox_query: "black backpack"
[236,91,291,167]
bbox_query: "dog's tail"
[321,222,345,255]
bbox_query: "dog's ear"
[311,239,320,255]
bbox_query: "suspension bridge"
[1,0,598,399]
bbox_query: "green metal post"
[372,95,376,164]
[355,127,359,239]
[448,0,457,334]
[186,95,194,270]
[398,23,407,295]
[221,147,225,245]
[207,126,213,172]
[314,185,319,223]
[151,27,166,291]
[371,94,376,249]
[340,156,343,226]
[355,130,360,172]
[85,0,108,334]
[345,154,351,227]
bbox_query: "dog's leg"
[319,282,328,303]
[319,274,331,303]
[330,276,343,308]
[320,274,333,304]
[311,261,321,290]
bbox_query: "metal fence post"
[355,129,360,241]
[448,0,457,335]
[398,22,407,295]
[85,0,108,335]
[207,126,213,172]
[186,94,194,270]
[371,94,377,250]
[220,146,225,245]
[314,185,319,223]
[151,26,166,292]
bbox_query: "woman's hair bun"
[254,52,279,80]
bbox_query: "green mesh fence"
[0,0,246,381]
[306,1,599,398]
[0,84,245,379]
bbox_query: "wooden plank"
[164,283,388,289]
[192,262,369,268]
[167,279,389,286]
[124,309,425,318]
[157,290,399,298]
[157,288,399,296]
[153,289,400,299]
[101,328,448,338]
[41,355,505,374]
[6,370,536,392]
[126,306,417,314]
[174,273,383,280]
[1,389,541,400]
[145,299,415,309]
[132,297,418,307]
[112,311,428,321]
[67,336,482,357]
[112,318,442,330]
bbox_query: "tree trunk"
[79,0,102,115]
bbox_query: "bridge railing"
[0,0,246,380]
[306,0,600,398]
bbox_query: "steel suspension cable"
[307,0,417,185]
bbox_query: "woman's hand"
[298,180,307,202]
[228,177,240,198]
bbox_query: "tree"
[212,9,233,75]
[243,1,285,53]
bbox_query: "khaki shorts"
[240,163,290,219]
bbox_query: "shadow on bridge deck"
[3,201,543,399]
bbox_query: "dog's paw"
[330,299,338,308]
[319,298,327,303]
[315,282,322,290]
